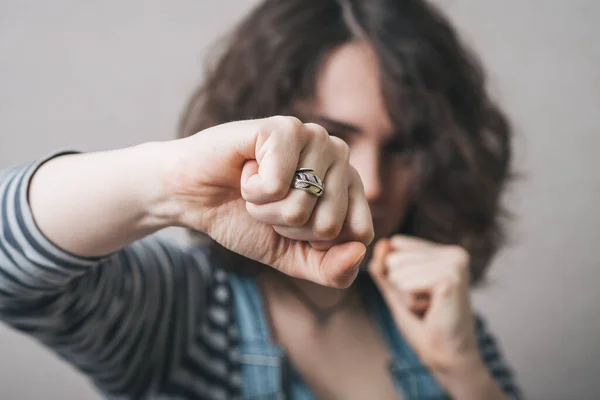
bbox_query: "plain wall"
[1,1,598,399]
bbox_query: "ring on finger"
[291,168,325,197]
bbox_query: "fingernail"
[351,249,367,269]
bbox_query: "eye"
[384,138,415,167]
[385,138,410,154]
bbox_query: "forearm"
[0,149,213,397]
[29,142,179,257]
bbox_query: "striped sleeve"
[0,157,218,398]
[475,315,524,400]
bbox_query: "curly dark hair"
[178,0,513,284]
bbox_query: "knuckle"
[361,224,375,245]
[281,204,311,227]
[396,280,412,294]
[302,122,321,131]
[439,265,463,289]
[288,115,303,126]
[349,166,364,187]
[350,211,374,245]
[350,220,374,246]
[270,116,303,136]
[330,136,351,162]
[262,179,288,199]
[267,115,286,126]
[389,233,402,243]
[444,273,462,289]
[283,116,304,131]
[313,219,343,241]
[307,123,330,145]
[447,245,470,269]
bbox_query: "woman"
[0,0,521,399]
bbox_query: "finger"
[385,251,430,271]
[309,166,374,249]
[396,291,431,316]
[368,239,403,305]
[241,116,306,204]
[274,123,333,224]
[241,159,259,189]
[384,284,430,316]
[369,240,423,344]
[368,238,393,281]
[387,264,437,316]
[369,239,408,298]
[387,261,467,321]
[305,138,350,240]
[249,156,347,234]
[245,123,334,227]
[425,269,471,323]
[242,159,316,226]
[389,235,435,251]
[337,166,374,246]
[410,294,431,315]
[425,289,472,333]
[278,240,367,288]
[387,262,443,293]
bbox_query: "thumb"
[286,240,366,288]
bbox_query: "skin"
[28,41,508,399]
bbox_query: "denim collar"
[228,271,449,399]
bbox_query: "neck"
[292,277,350,308]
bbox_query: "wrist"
[132,141,184,229]
[433,352,504,400]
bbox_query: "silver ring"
[292,168,325,197]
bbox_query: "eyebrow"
[310,115,407,150]
[310,116,362,134]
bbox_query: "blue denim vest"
[229,272,450,399]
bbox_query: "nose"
[350,145,383,202]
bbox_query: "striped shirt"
[0,157,522,399]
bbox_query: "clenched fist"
[369,236,479,371]
[165,116,374,287]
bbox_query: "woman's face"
[310,41,414,241]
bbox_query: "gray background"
[0,1,598,399]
